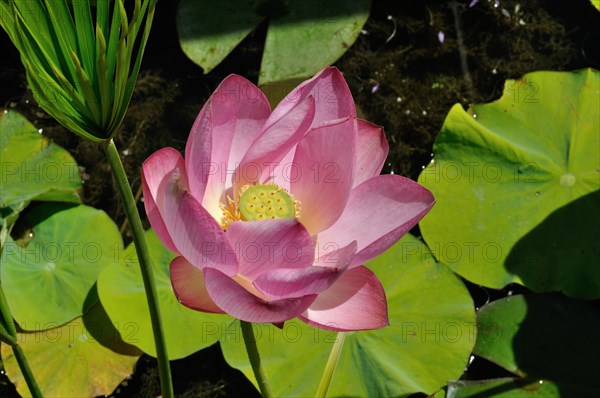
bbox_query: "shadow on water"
[510,294,600,397]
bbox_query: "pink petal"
[203,268,317,323]
[265,67,356,129]
[291,117,356,235]
[185,75,271,218]
[317,175,435,267]
[253,241,357,299]
[235,96,316,194]
[142,148,187,254]
[353,119,389,188]
[170,256,224,314]
[173,193,238,275]
[149,160,238,275]
[300,265,389,331]
[225,219,314,280]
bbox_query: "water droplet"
[396,97,402,102]
[472,113,478,119]
[422,110,428,116]
[38,128,43,134]
[404,109,411,115]
[535,192,541,197]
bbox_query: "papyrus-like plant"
[0,0,156,141]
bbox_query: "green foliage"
[1,301,141,397]
[1,203,123,327]
[177,0,370,85]
[0,0,157,141]
[447,378,564,398]
[418,69,600,299]
[221,234,475,397]
[97,229,231,359]
[467,294,600,397]
[0,110,81,210]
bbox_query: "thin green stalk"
[0,287,42,397]
[0,326,17,346]
[240,320,273,397]
[103,138,174,398]
[315,332,346,397]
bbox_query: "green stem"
[103,138,174,398]
[240,320,272,397]
[315,332,346,397]
[12,345,43,397]
[0,287,42,397]
[0,327,17,346]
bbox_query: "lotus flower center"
[239,184,296,221]
[220,183,300,229]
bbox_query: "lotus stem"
[103,139,174,398]
[450,1,474,98]
[0,286,42,397]
[240,320,273,397]
[315,332,346,397]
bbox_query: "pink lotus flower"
[142,67,434,331]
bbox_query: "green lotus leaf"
[176,0,370,84]
[1,301,141,397]
[177,0,263,74]
[0,110,81,210]
[472,294,600,397]
[97,229,231,359]
[418,69,600,299]
[447,378,568,398]
[1,203,122,328]
[221,234,475,397]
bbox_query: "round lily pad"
[1,203,122,328]
[0,110,81,210]
[1,302,141,397]
[221,234,475,397]
[97,229,231,359]
[418,69,600,299]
